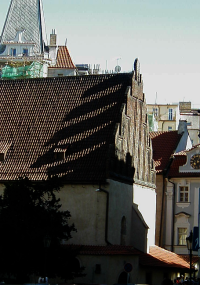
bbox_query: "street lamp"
[186,230,193,284]
[43,235,51,283]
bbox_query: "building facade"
[0,0,76,79]
[179,102,200,146]
[147,103,179,132]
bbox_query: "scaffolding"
[0,60,44,79]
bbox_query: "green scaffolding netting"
[1,61,44,79]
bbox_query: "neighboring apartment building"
[165,144,200,256]
[150,126,200,277]
[179,102,200,146]
[150,121,192,247]
[147,103,179,132]
[148,102,200,146]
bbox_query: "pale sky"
[1,0,200,107]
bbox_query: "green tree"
[0,177,84,283]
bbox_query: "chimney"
[49,29,57,47]
[49,29,58,65]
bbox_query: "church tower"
[0,0,47,54]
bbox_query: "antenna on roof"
[155,92,157,104]
[65,38,67,46]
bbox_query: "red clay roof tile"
[150,131,182,174]
[50,46,75,69]
[140,246,191,270]
[0,73,132,182]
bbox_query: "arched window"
[120,216,126,245]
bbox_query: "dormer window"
[10,48,16,56]
[54,145,69,161]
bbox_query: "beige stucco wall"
[57,184,107,245]
[0,179,145,250]
[71,254,141,285]
[66,254,179,285]
[158,120,177,131]
[107,179,133,245]
[58,179,135,247]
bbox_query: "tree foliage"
[0,177,84,283]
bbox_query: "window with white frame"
[153,108,158,117]
[168,108,173,120]
[178,228,187,245]
[179,186,189,202]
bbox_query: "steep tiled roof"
[50,46,75,69]
[0,73,132,181]
[140,246,191,270]
[150,131,182,174]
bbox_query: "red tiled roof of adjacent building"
[150,131,182,174]
[140,246,191,270]
[63,244,192,271]
[0,73,132,182]
[168,146,200,177]
[50,46,76,69]
[178,254,199,266]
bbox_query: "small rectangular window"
[10,48,16,56]
[179,186,189,202]
[178,228,187,245]
[168,126,172,131]
[23,49,28,56]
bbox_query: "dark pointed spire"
[0,0,47,54]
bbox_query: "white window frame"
[179,186,189,202]
[174,213,190,248]
[168,108,173,120]
[176,181,190,208]
[178,227,187,245]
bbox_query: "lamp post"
[186,230,193,285]
[43,235,51,283]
